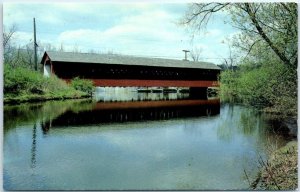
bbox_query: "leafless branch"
[183,3,230,30]
[3,24,17,48]
[244,39,262,58]
[190,47,203,62]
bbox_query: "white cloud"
[204,29,222,37]
[56,7,189,57]
[4,3,237,64]
[10,32,33,46]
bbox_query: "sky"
[3,2,238,64]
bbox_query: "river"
[3,89,288,190]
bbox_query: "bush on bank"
[220,59,297,118]
[4,64,90,104]
[70,77,95,96]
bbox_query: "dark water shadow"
[41,99,220,133]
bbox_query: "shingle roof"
[41,51,221,70]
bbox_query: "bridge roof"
[41,51,221,70]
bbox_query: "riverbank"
[252,141,298,190]
[4,64,94,105]
[4,92,91,105]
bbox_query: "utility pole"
[182,50,190,61]
[33,18,38,71]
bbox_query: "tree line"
[3,25,95,103]
[183,3,297,117]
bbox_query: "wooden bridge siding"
[52,62,220,81]
[64,79,219,87]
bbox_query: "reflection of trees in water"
[217,105,266,142]
[4,104,43,131]
[217,105,237,142]
[4,100,94,131]
[215,104,288,181]
[238,108,262,136]
[217,104,287,153]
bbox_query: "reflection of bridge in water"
[41,99,220,133]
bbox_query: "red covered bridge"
[40,51,220,88]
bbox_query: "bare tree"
[190,47,203,61]
[3,24,17,48]
[182,3,297,68]
[3,24,17,64]
[73,44,81,53]
[21,43,35,69]
[221,44,236,71]
[58,43,65,52]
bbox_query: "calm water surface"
[4,91,287,190]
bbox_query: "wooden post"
[33,18,38,71]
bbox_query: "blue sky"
[4,3,237,64]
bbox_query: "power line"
[15,27,191,44]
[17,32,189,45]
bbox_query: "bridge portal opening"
[44,60,51,77]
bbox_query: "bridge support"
[189,87,207,99]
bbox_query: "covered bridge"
[40,51,220,88]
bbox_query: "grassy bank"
[4,92,90,104]
[252,141,298,190]
[4,64,93,104]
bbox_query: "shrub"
[220,60,297,117]
[70,77,95,95]
[3,64,89,103]
[4,64,43,94]
[4,64,74,95]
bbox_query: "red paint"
[64,79,219,87]
[93,99,220,110]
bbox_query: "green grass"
[4,64,91,104]
[70,77,95,95]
